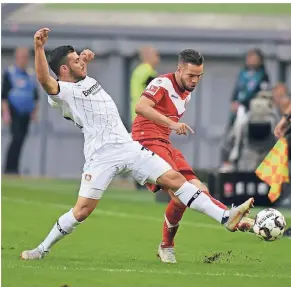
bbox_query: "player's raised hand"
[80,49,95,63]
[169,122,194,136]
[34,28,50,48]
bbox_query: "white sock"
[39,209,80,251]
[174,182,229,224]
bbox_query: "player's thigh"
[141,140,178,168]
[127,141,173,186]
[171,147,199,181]
[156,169,187,191]
[79,162,119,200]
[140,140,179,192]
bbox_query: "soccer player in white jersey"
[21,28,255,260]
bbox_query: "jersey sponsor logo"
[82,82,101,97]
[146,85,159,96]
[156,79,162,84]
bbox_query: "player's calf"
[156,170,254,231]
[161,198,186,248]
[73,196,99,221]
[21,196,100,260]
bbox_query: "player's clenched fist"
[34,28,50,48]
[80,49,95,63]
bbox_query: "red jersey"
[132,73,191,142]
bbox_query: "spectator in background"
[130,46,159,189]
[272,83,290,117]
[220,48,270,172]
[130,46,160,124]
[1,47,39,175]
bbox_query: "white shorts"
[78,141,172,199]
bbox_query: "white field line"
[5,264,291,280]
[2,196,222,230]
[3,196,291,231]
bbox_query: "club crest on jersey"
[146,85,159,96]
[85,174,92,181]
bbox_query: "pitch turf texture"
[2,178,291,287]
[46,3,291,15]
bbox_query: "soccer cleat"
[20,245,48,260]
[224,198,255,232]
[157,244,177,263]
[237,217,255,232]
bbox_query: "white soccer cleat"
[20,246,48,260]
[157,244,177,263]
[224,198,255,232]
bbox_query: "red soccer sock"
[161,200,186,248]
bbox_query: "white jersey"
[48,76,132,161]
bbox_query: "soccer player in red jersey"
[132,49,253,263]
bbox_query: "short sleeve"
[48,96,61,108]
[142,77,165,104]
[47,80,69,104]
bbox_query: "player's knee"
[157,170,186,192]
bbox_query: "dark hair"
[246,48,265,69]
[178,49,204,66]
[48,45,75,76]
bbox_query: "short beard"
[181,78,195,92]
[70,69,86,82]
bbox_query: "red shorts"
[139,139,198,192]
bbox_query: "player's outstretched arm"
[34,28,59,95]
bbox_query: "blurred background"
[2,3,291,207]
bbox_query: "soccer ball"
[253,208,286,241]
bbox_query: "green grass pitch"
[46,3,291,15]
[2,178,291,287]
